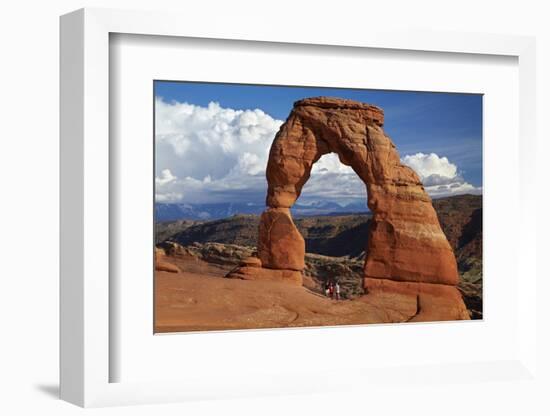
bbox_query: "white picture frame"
[60,7,538,408]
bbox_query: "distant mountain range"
[156,212,373,257]
[156,194,482,265]
[155,200,369,221]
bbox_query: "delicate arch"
[228,97,469,321]
[259,97,458,288]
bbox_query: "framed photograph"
[60,8,538,408]
[153,81,482,333]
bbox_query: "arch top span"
[293,96,385,126]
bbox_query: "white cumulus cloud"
[402,152,457,180]
[300,153,367,204]
[155,169,183,202]
[155,169,177,186]
[401,152,482,197]
[155,98,283,203]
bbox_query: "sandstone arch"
[230,97,469,321]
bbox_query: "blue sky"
[154,81,482,205]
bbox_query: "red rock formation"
[364,278,470,321]
[240,256,262,268]
[229,96,468,321]
[155,247,180,273]
[258,208,305,271]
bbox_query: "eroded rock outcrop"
[155,247,180,273]
[258,208,305,271]
[228,96,468,320]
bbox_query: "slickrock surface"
[154,243,470,331]
[155,257,418,333]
